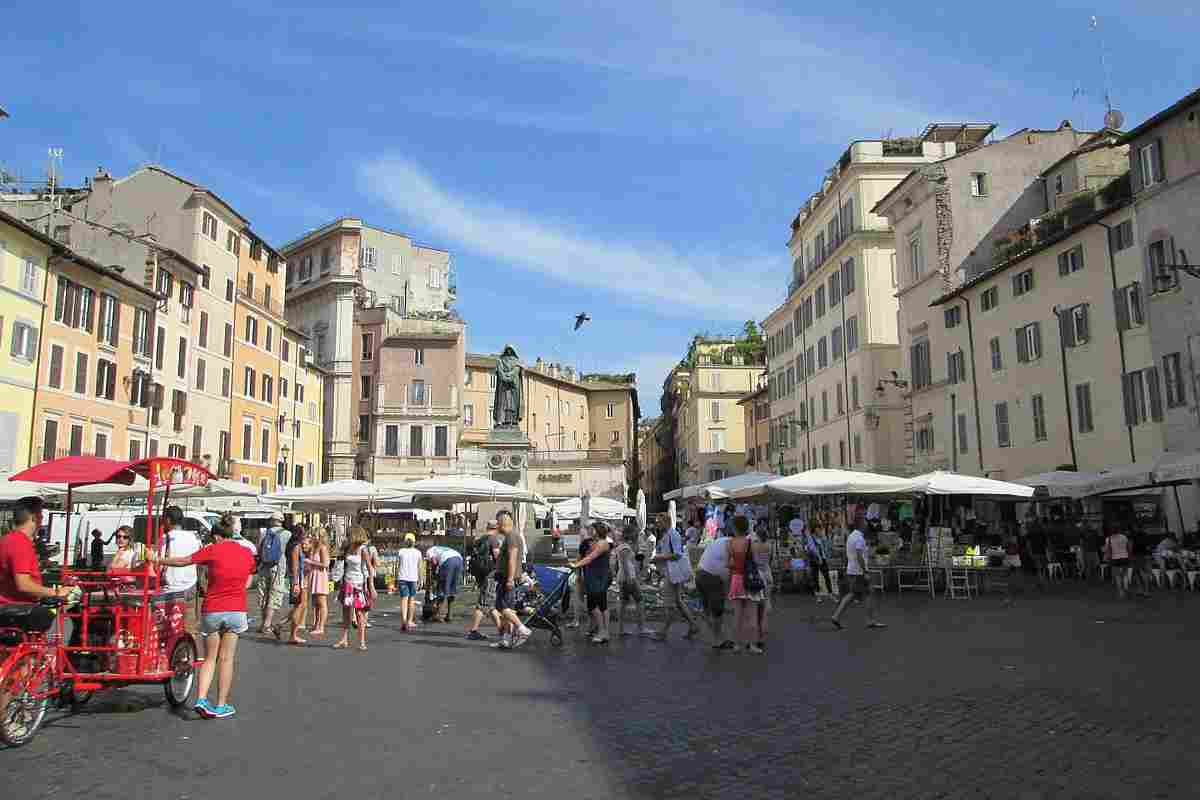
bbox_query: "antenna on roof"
[1090,15,1123,130]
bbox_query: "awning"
[552,496,635,521]
[662,471,779,502]
[1153,451,1200,484]
[1014,470,1101,500]
[908,471,1034,498]
[731,468,914,500]
[379,474,544,508]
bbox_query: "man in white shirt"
[159,506,202,633]
[831,523,885,630]
[696,531,734,649]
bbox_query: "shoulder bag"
[743,540,765,594]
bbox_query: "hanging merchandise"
[898,502,914,521]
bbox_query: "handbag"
[330,558,345,584]
[743,540,765,594]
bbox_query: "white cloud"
[617,351,685,413]
[357,156,780,320]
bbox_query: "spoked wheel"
[164,639,197,708]
[550,630,564,647]
[0,652,52,747]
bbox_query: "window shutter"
[95,364,105,397]
[1033,323,1042,359]
[107,364,116,400]
[1015,329,1027,362]
[112,300,121,347]
[1147,366,1164,421]
[1114,288,1130,331]
[1130,148,1143,194]
[1155,138,1166,182]
[26,326,37,359]
[946,351,955,384]
[1078,305,1090,343]
[1121,374,1135,427]
[1059,309,1075,347]
[1058,252,1069,276]
[1132,282,1144,324]
[1011,274,1020,295]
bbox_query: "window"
[281,377,289,399]
[321,246,333,273]
[944,306,961,328]
[69,424,83,457]
[1076,383,1095,433]
[226,230,240,255]
[1060,304,1090,347]
[224,323,233,357]
[1111,220,1134,251]
[22,258,38,294]
[54,277,96,332]
[361,375,371,401]
[361,333,373,361]
[831,327,843,361]
[360,246,377,269]
[1016,322,1042,363]
[464,403,474,426]
[817,337,829,369]
[815,286,826,318]
[836,382,844,415]
[1117,283,1145,330]
[489,372,497,389]
[384,425,399,456]
[202,211,218,241]
[1032,394,1047,441]
[1138,141,1164,188]
[9,321,36,362]
[42,418,58,462]
[957,413,968,453]
[989,337,1003,371]
[133,308,150,356]
[711,400,721,422]
[606,401,616,419]
[198,312,209,348]
[822,390,829,422]
[177,337,187,379]
[845,316,858,353]
[409,425,424,457]
[191,425,203,459]
[981,286,999,311]
[842,258,856,296]
[74,352,88,395]
[414,347,424,366]
[428,266,442,289]
[838,439,846,466]
[970,172,989,197]
[1122,368,1162,427]
[1054,174,1064,195]
[995,402,1011,447]
[1149,239,1176,290]
[179,281,194,312]
[409,380,426,405]
[244,367,256,398]
[1012,270,1034,297]
[244,315,258,346]
[806,346,815,377]
[97,294,119,347]
[95,358,117,400]
[265,325,273,353]
[1057,245,1084,275]
[263,375,273,404]
[947,350,966,385]
[915,426,933,453]
[195,358,206,391]
[200,265,211,290]
[129,438,140,461]
[829,272,841,307]
[802,297,813,329]
[910,340,932,389]
[225,278,234,303]
[48,345,63,388]
[261,428,270,463]
[909,233,924,280]
[853,433,862,463]
[1164,353,1186,409]
[851,375,860,410]
[154,327,165,371]
[358,415,370,442]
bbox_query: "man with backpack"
[255,511,291,635]
[464,520,502,641]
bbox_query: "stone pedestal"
[484,427,532,489]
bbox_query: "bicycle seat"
[0,602,55,633]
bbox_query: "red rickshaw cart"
[0,456,213,746]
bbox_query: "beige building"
[278,326,325,489]
[662,337,765,489]
[764,125,994,475]
[637,416,671,513]
[737,380,770,472]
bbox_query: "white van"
[46,508,215,566]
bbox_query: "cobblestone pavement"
[3,582,1199,800]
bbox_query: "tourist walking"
[726,516,765,654]
[147,521,255,719]
[696,527,734,649]
[651,512,699,641]
[639,526,656,582]
[569,521,613,644]
[282,525,309,644]
[613,524,651,637]
[255,511,290,635]
[396,533,422,631]
[426,543,463,623]
[831,520,886,630]
[1104,527,1132,600]
[465,520,501,641]
[803,524,834,599]
[307,527,331,637]
[160,506,202,634]
[568,523,592,631]
[334,527,374,651]
[750,523,773,651]
[493,510,533,649]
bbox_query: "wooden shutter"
[1154,138,1166,183]
[1121,374,1135,427]
[106,362,116,400]
[48,346,62,388]
[1114,288,1130,331]
[1059,309,1075,347]
[1032,323,1043,359]
[153,383,165,410]
[111,299,121,347]
[1077,305,1090,343]
[1147,366,1164,422]
[1015,329,1028,362]
[1058,252,1070,276]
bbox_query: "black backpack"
[472,537,497,577]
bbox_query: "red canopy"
[9,456,214,488]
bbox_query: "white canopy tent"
[382,474,545,509]
[732,469,915,500]
[0,473,60,503]
[1014,470,1102,500]
[174,478,262,500]
[663,471,779,502]
[1154,451,1200,483]
[908,471,1035,498]
[261,479,412,510]
[552,496,636,521]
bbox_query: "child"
[613,524,651,637]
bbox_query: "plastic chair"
[1187,571,1199,591]
[1047,562,1064,580]
[1151,568,1164,589]
[946,568,973,600]
[1165,569,1181,590]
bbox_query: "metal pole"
[1172,484,1186,534]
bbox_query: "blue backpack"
[260,528,283,566]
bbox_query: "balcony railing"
[238,280,283,317]
[528,449,625,467]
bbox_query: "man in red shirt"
[0,501,72,605]
[148,522,254,720]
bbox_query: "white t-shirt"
[233,536,257,556]
[656,528,691,584]
[163,527,201,592]
[698,536,731,579]
[396,546,422,582]
[845,529,868,576]
[641,533,657,559]
[685,526,701,546]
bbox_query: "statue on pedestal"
[492,345,523,429]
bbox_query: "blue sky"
[4,1,1198,412]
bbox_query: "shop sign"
[538,473,574,483]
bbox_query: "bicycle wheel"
[0,652,52,747]
[164,638,197,708]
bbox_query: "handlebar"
[40,597,65,608]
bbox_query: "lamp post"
[281,443,291,489]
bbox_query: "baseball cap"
[404,532,416,543]
[270,511,284,522]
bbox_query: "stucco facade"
[738,382,770,472]
[278,327,323,488]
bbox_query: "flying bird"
[574,312,591,331]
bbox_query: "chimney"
[90,167,115,229]
[535,357,545,371]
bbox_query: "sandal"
[357,644,368,652]
[333,641,349,649]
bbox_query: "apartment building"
[738,381,770,472]
[875,122,1098,474]
[282,218,456,481]
[764,125,994,475]
[663,337,765,488]
[0,211,52,472]
[278,326,324,489]
[354,305,465,483]
[34,248,161,463]
[637,416,671,511]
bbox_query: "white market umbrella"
[668,499,677,531]
[1154,451,1200,484]
[261,479,410,509]
[696,471,779,500]
[580,492,591,530]
[736,468,914,500]
[384,473,544,509]
[175,478,262,499]
[636,488,647,535]
[552,496,635,521]
[1014,470,1101,500]
[908,471,1034,498]
[0,473,61,502]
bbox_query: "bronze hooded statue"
[492,345,523,428]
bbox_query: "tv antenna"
[1090,16,1124,130]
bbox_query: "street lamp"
[280,443,291,488]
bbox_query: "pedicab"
[0,456,212,746]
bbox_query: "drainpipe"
[29,249,55,466]
[950,392,958,472]
[962,299,985,473]
[1051,306,1079,469]
[839,274,852,466]
[799,307,812,469]
[1092,220,1136,464]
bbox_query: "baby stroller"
[523,565,571,646]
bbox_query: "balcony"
[528,449,625,467]
[238,280,283,317]
[375,401,460,419]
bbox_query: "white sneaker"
[638,628,656,638]
[490,637,512,649]
[510,630,531,649]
